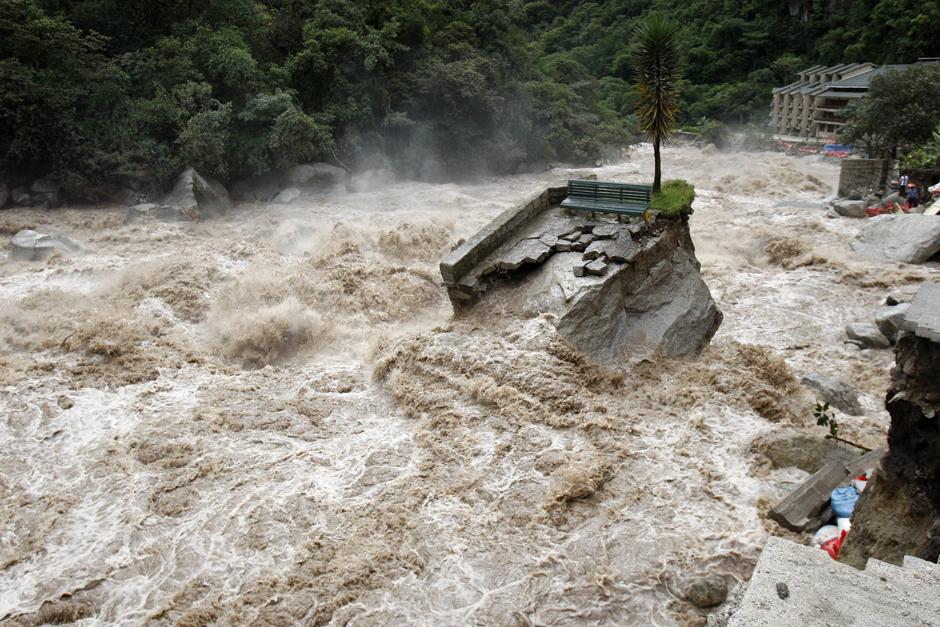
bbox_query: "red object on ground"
[821,530,848,560]
[866,203,909,217]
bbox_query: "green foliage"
[631,15,681,192]
[7,0,940,187]
[902,125,940,170]
[650,179,694,217]
[814,401,839,439]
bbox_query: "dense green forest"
[2,0,938,188]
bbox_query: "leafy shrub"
[650,179,695,218]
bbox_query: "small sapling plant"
[813,401,871,451]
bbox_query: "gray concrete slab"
[902,283,940,342]
[725,537,940,627]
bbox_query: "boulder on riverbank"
[163,167,232,220]
[830,198,867,218]
[851,214,940,263]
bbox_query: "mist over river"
[1,146,934,625]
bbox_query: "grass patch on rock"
[651,179,695,218]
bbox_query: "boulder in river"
[685,574,728,608]
[163,167,232,220]
[525,220,722,363]
[830,198,867,218]
[851,214,940,263]
[873,302,911,343]
[10,229,80,261]
[800,373,863,415]
[845,322,891,349]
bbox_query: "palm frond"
[631,15,682,142]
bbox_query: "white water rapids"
[0,146,934,625]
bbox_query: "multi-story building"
[770,63,875,141]
[770,59,940,142]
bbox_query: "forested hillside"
[2,0,937,188]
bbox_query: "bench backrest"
[567,180,651,204]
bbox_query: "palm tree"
[631,15,681,193]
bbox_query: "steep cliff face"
[535,219,722,364]
[840,319,940,568]
[467,217,722,365]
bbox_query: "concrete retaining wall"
[838,158,894,198]
[439,186,567,285]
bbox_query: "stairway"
[723,537,940,626]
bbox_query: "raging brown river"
[0,146,933,625]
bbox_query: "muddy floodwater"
[0,146,934,625]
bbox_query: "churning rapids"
[0,146,934,626]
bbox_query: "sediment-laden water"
[0,146,933,625]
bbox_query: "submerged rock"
[163,167,232,220]
[851,214,940,263]
[10,229,80,261]
[800,373,863,415]
[686,575,728,608]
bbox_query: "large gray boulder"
[851,214,940,263]
[10,229,80,261]
[163,167,232,220]
[521,220,722,364]
[830,198,867,218]
[845,322,891,349]
[800,373,863,415]
[285,162,346,192]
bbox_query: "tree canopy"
[2,0,938,188]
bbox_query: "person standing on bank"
[907,182,919,210]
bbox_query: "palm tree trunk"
[653,136,662,193]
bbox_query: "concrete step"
[725,537,940,627]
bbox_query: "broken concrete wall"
[441,186,567,305]
[840,287,940,568]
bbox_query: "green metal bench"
[560,180,653,221]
